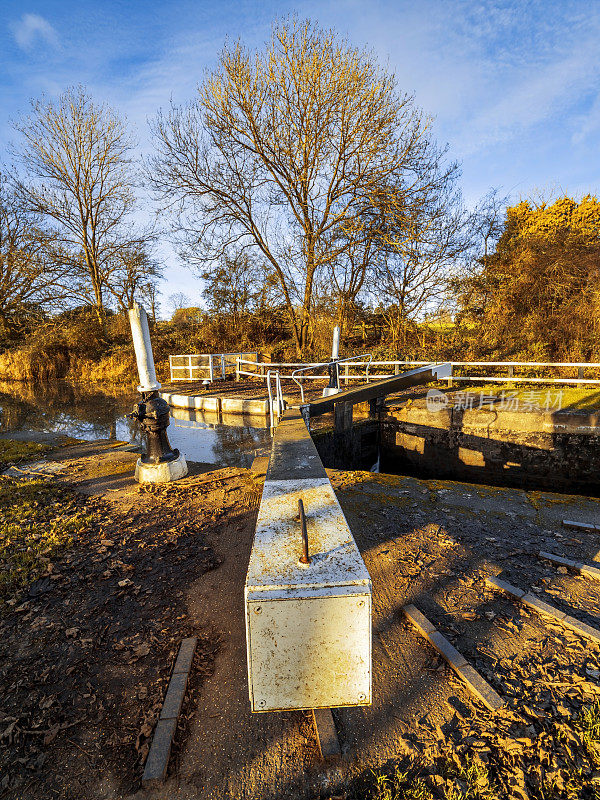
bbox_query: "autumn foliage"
[455,195,600,361]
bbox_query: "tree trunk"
[297,243,317,358]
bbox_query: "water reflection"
[168,406,271,466]
[0,381,271,468]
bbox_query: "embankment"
[0,346,138,385]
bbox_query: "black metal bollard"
[326,359,339,391]
[130,390,180,465]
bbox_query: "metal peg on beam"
[298,499,311,565]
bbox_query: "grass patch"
[457,385,600,412]
[370,758,500,800]
[575,700,600,767]
[0,438,51,468]
[372,767,433,800]
[0,476,92,608]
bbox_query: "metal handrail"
[223,356,600,388]
[238,357,600,369]
[266,370,285,428]
[291,354,372,403]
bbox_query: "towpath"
[1,437,600,798]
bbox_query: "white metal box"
[245,477,371,712]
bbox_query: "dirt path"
[2,440,600,799]
[0,441,257,800]
[142,470,600,800]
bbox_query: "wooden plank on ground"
[563,520,600,532]
[539,551,600,581]
[142,637,197,788]
[485,576,600,645]
[403,604,504,712]
[312,708,341,761]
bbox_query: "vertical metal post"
[128,303,160,392]
[508,365,514,378]
[345,363,349,385]
[579,367,584,380]
[209,356,214,383]
[298,499,311,565]
[331,326,340,360]
[128,302,187,482]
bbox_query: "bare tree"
[367,165,469,348]
[0,171,70,335]
[150,18,452,357]
[470,188,508,261]
[167,292,191,318]
[106,244,163,312]
[12,86,146,324]
[139,281,160,321]
[202,251,279,326]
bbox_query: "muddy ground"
[1,439,600,799]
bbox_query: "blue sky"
[1,0,600,310]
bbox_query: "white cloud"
[10,13,59,52]
[572,91,600,146]
[462,25,600,147]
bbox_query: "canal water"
[0,382,272,468]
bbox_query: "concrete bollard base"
[135,453,188,484]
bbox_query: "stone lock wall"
[380,402,600,493]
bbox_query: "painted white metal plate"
[246,591,371,712]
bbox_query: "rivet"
[358,693,366,702]
[358,601,365,607]
[258,699,266,708]
[255,606,262,614]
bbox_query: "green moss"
[0,439,51,468]
[527,490,597,509]
[0,477,92,608]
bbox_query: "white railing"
[237,358,600,387]
[371,360,600,386]
[291,354,373,403]
[236,357,375,384]
[169,352,259,382]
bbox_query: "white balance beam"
[245,409,371,712]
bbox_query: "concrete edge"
[486,576,600,644]
[141,637,197,789]
[312,708,341,761]
[160,391,269,416]
[403,604,504,712]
